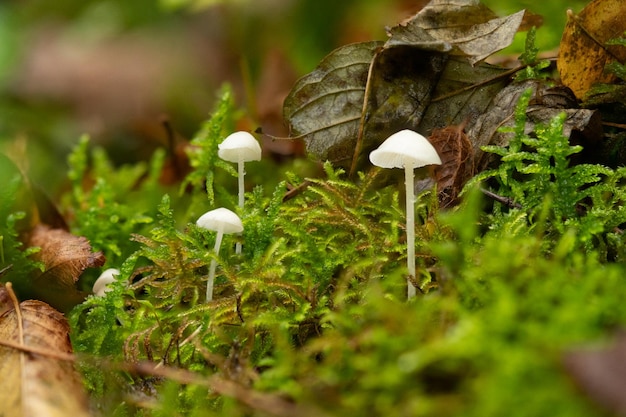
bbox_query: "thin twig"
[121,361,331,417]
[350,51,379,178]
[0,338,76,361]
[283,180,312,202]
[480,188,522,209]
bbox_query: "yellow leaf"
[557,0,626,99]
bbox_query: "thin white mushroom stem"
[405,164,417,299]
[207,228,225,302]
[237,156,245,209]
[217,131,261,256]
[197,207,243,302]
[235,157,245,254]
[368,130,441,300]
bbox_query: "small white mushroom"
[218,131,262,208]
[93,268,121,297]
[369,129,441,299]
[218,131,261,254]
[196,207,244,302]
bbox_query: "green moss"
[56,87,626,416]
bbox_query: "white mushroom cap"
[93,268,121,297]
[196,208,244,234]
[369,129,442,169]
[218,131,262,163]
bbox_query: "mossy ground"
[36,87,621,416]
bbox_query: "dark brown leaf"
[352,48,447,170]
[418,57,513,135]
[283,2,524,172]
[385,0,525,65]
[283,41,383,164]
[351,53,512,175]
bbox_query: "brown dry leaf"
[283,41,383,165]
[354,48,448,170]
[430,123,473,208]
[385,0,525,64]
[0,296,89,417]
[557,0,626,99]
[283,1,524,173]
[28,224,105,312]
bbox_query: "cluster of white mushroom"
[93,129,440,302]
[197,131,261,301]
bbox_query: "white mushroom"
[218,131,261,254]
[369,129,442,299]
[196,207,244,302]
[93,268,121,297]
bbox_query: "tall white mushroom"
[369,129,442,299]
[197,207,244,302]
[218,131,261,254]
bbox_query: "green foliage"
[250,199,626,417]
[468,89,626,256]
[65,87,626,417]
[4,2,626,414]
[181,85,238,209]
[605,34,626,80]
[0,153,42,292]
[64,135,163,266]
[515,27,551,81]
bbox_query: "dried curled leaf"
[386,0,526,64]
[557,0,626,99]
[28,224,105,311]
[430,123,473,207]
[0,297,89,417]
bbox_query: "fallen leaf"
[564,332,626,416]
[283,41,383,165]
[385,0,525,65]
[283,1,524,172]
[430,123,474,207]
[557,0,626,99]
[0,295,89,417]
[28,224,105,312]
[468,80,603,172]
[353,48,447,169]
[418,57,513,136]
[352,54,511,173]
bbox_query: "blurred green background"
[0,0,588,196]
